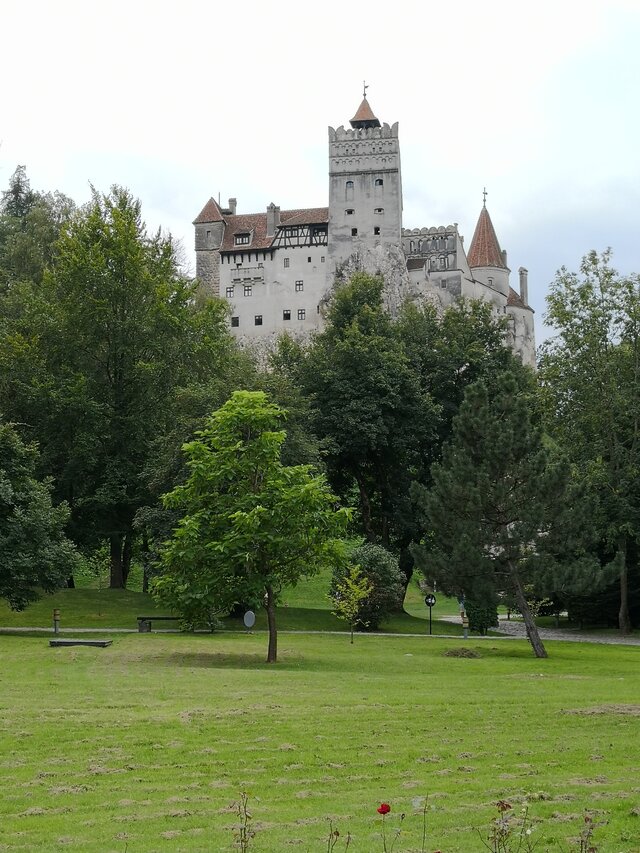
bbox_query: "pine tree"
[412,371,593,659]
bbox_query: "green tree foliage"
[412,372,595,658]
[155,391,350,663]
[0,419,78,609]
[332,542,406,631]
[0,183,249,588]
[299,273,438,554]
[330,563,373,642]
[0,165,75,288]
[540,250,640,632]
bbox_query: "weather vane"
[483,187,488,206]
[363,80,369,99]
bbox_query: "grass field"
[1,631,639,852]
[0,572,465,636]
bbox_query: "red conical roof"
[350,97,381,129]
[467,204,507,269]
[193,197,225,225]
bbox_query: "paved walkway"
[440,614,640,646]
[2,621,639,646]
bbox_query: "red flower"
[377,803,391,815]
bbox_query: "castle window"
[345,180,354,201]
[283,310,291,321]
[375,178,384,187]
[374,226,380,236]
[439,256,447,270]
[488,277,494,287]
[226,287,234,298]
[206,230,211,238]
[295,280,304,292]
[351,228,358,237]
[244,284,252,297]
[235,233,250,245]
[410,241,415,252]
[231,316,239,327]
[284,257,290,268]
[374,208,384,214]
[283,226,299,237]
[440,279,447,289]
[345,209,354,215]
[298,309,306,320]
[312,226,327,243]
[321,256,325,263]
[308,256,312,263]
[254,315,263,326]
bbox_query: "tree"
[155,391,350,663]
[330,563,373,643]
[412,372,594,658]
[0,184,247,588]
[332,542,406,631]
[539,250,640,633]
[0,419,78,609]
[300,273,438,553]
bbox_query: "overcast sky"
[2,0,639,347]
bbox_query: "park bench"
[50,639,112,648]
[137,616,181,632]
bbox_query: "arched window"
[345,180,354,201]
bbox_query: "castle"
[194,96,535,367]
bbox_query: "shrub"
[332,542,405,630]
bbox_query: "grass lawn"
[1,632,639,851]
[0,572,464,636]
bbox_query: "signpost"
[424,594,436,635]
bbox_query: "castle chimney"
[502,249,508,267]
[518,267,529,305]
[266,202,280,237]
[228,198,237,216]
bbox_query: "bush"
[332,542,405,630]
[466,599,498,635]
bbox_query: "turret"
[466,197,510,299]
[193,197,226,296]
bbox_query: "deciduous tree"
[155,391,350,663]
[0,419,78,609]
[540,250,640,632]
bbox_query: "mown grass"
[0,572,464,636]
[1,632,639,852]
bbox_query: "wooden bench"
[50,639,112,648]
[137,616,181,632]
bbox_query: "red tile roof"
[507,287,531,309]
[467,205,507,269]
[193,197,225,224]
[219,207,329,252]
[350,97,381,128]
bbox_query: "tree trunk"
[618,537,632,634]
[508,560,548,659]
[109,533,125,588]
[265,584,277,664]
[355,473,375,542]
[122,532,133,587]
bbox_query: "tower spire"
[350,88,381,129]
[467,199,506,269]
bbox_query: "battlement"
[402,225,459,237]
[328,122,399,142]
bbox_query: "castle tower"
[328,95,403,274]
[466,198,510,299]
[193,197,227,296]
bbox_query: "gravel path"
[441,614,640,646]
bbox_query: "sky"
[2,0,639,347]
